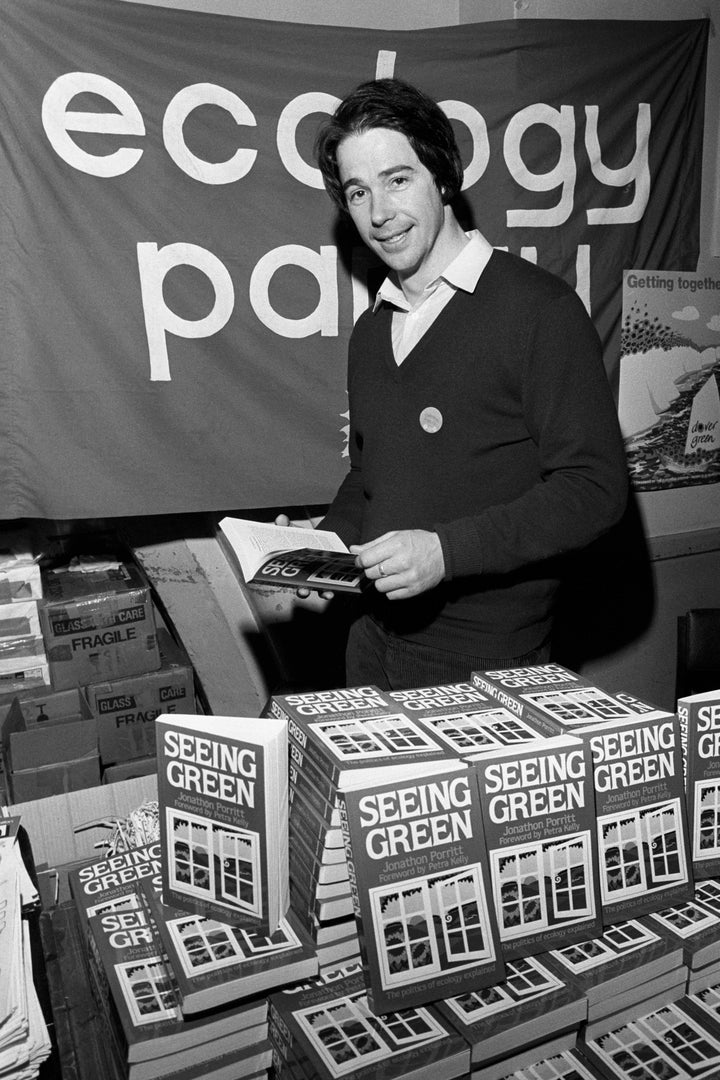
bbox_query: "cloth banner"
[0,0,709,518]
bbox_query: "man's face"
[336,127,448,288]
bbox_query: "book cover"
[471,734,603,959]
[579,999,720,1080]
[218,516,366,594]
[471,663,668,738]
[338,762,504,1013]
[139,877,318,1015]
[435,952,587,1066]
[269,962,471,1080]
[647,883,720,972]
[68,840,163,937]
[492,1048,604,1080]
[156,711,288,933]
[85,895,269,1070]
[576,712,693,924]
[267,686,459,790]
[545,916,685,1011]
[677,690,720,881]
[389,682,546,757]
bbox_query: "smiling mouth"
[375,228,410,246]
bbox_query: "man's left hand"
[350,530,445,599]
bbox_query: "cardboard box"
[7,714,100,802]
[0,600,42,641]
[10,773,157,903]
[102,756,157,783]
[9,753,101,803]
[0,630,47,677]
[1,686,92,736]
[40,561,160,690]
[0,663,50,701]
[86,628,196,764]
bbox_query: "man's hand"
[350,530,445,599]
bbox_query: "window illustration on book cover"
[435,952,586,1058]
[418,709,543,756]
[165,908,301,979]
[549,918,671,984]
[650,896,720,939]
[371,863,494,989]
[695,878,720,916]
[694,780,720,870]
[576,712,692,924]
[338,765,503,1013]
[297,991,451,1075]
[156,712,288,933]
[253,548,366,592]
[598,801,688,906]
[472,735,602,958]
[388,682,544,755]
[684,980,720,1033]
[165,811,261,918]
[582,1002,720,1080]
[117,956,179,1027]
[311,713,441,764]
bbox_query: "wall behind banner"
[115,0,719,711]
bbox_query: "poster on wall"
[619,269,720,535]
[0,1,710,519]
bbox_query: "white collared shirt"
[373,229,494,365]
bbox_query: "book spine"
[289,759,339,827]
[85,923,131,1070]
[288,821,344,883]
[335,792,366,960]
[288,784,343,849]
[288,738,339,808]
[286,718,341,787]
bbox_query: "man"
[311,76,628,690]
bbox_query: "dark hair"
[315,77,464,213]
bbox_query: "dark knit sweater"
[322,249,629,657]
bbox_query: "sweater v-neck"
[376,288,468,379]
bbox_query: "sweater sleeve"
[435,290,629,580]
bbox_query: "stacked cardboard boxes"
[0,530,49,696]
[0,532,199,803]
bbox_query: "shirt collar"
[373,229,494,313]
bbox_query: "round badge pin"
[419,406,443,433]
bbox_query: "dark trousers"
[345,613,552,691]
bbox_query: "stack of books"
[472,661,671,738]
[646,879,720,994]
[677,688,720,884]
[544,916,687,1039]
[64,712,322,1080]
[578,992,720,1080]
[264,685,468,971]
[0,816,51,1079]
[434,952,587,1072]
[268,961,471,1080]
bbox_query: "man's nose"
[370,192,393,226]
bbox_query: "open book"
[218,516,366,593]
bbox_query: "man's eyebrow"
[341,164,415,192]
